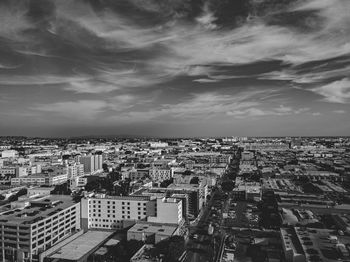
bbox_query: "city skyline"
[0,0,350,137]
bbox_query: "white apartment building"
[28,165,42,175]
[81,195,184,231]
[147,197,182,225]
[1,150,18,158]
[94,154,103,171]
[15,167,28,177]
[0,167,15,176]
[81,196,156,231]
[11,173,68,186]
[67,163,84,179]
[71,175,90,188]
[150,168,173,181]
[149,142,168,148]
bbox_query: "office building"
[11,173,68,186]
[0,195,80,262]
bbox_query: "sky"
[0,0,349,137]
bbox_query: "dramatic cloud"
[312,78,350,104]
[0,0,350,136]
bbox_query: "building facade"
[0,195,80,262]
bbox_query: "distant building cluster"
[1,136,350,262]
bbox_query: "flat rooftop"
[0,195,77,225]
[48,231,113,261]
[167,183,200,189]
[129,223,177,236]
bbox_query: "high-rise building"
[79,155,103,174]
[79,156,95,174]
[94,155,103,171]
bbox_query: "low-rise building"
[150,167,173,182]
[232,182,262,201]
[11,173,68,186]
[127,223,179,244]
[147,197,183,225]
[81,195,156,231]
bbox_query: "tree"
[183,170,192,176]
[190,176,199,184]
[153,236,185,262]
[72,190,83,203]
[51,183,71,195]
[160,178,173,188]
[102,163,109,172]
[8,188,28,202]
[166,236,185,262]
[221,180,234,192]
[85,180,100,192]
[16,188,27,197]
[107,172,121,182]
